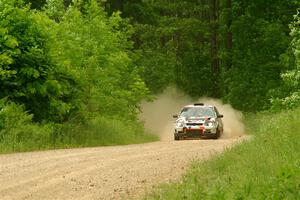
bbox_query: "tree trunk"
[225,0,232,70]
[211,0,220,97]
[115,0,123,11]
[64,0,71,10]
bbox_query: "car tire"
[213,129,221,139]
[174,133,180,140]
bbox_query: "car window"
[180,107,216,118]
[180,107,191,117]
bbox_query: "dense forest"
[0,0,300,152]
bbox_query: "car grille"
[186,130,202,137]
[186,123,203,126]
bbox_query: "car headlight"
[176,121,185,127]
[205,121,217,127]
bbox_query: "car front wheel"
[174,133,180,140]
[213,129,221,139]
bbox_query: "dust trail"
[140,87,191,141]
[198,98,245,138]
[140,87,245,140]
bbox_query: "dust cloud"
[140,87,191,141]
[199,98,245,138]
[140,87,245,141]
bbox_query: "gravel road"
[0,137,246,200]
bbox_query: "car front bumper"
[175,126,217,138]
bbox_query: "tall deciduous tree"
[48,0,149,120]
[225,0,232,71]
[271,11,300,109]
[0,0,81,122]
[104,0,299,111]
[224,0,298,111]
[211,0,220,97]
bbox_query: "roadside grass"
[0,118,158,154]
[0,103,158,154]
[145,108,300,199]
[52,116,158,148]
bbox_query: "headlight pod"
[176,121,185,127]
[205,121,217,127]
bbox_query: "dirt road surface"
[0,137,247,200]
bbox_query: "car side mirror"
[173,114,178,118]
[218,114,223,118]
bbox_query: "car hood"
[177,116,216,123]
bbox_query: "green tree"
[24,0,47,9]
[271,11,300,109]
[113,1,216,96]
[48,0,149,120]
[0,0,81,122]
[108,0,299,112]
[223,0,298,111]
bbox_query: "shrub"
[0,99,53,152]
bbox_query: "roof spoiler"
[194,103,204,106]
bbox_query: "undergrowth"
[0,102,157,154]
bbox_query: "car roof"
[184,104,214,108]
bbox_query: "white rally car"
[173,103,224,140]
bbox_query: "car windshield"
[180,107,216,118]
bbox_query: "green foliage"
[0,0,81,122]
[24,0,47,9]
[123,1,215,96]
[49,0,149,120]
[107,0,299,111]
[0,98,157,153]
[134,42,176,93]
[145,108,300,199]
[53,116,158,147]
[224,0,297,111]
[0,0,156,153]
[0,99,53,152]
[44,0,65,21]
[0,0,151,123]
[271,12,300,110]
